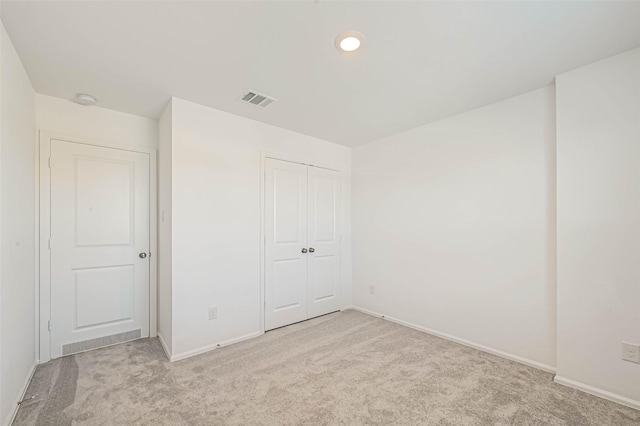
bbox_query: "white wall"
[352,86,557,371]
[157,100,173,355]
[36,94,158,150]
[556,48,640,408]
[168,98,352,359]
[0,22,36,426]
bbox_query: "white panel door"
[307,166,341,318]
[50,140,150,358]
[265,158,308,330]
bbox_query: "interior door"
[265,158,308,330]
[307,166,341,318]
[50,140,150,358]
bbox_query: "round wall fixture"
[335,31,365,52]
[74,93,97,106]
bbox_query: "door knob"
[309,248,315,253]
[139,252,147,259]
[301,248,308,253]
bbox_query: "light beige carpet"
[14,310,640,425]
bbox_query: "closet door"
[307,166,341,318]
[265,158,308,330]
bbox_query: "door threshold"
[266,310,341,332]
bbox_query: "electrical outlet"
[369,285,375,295]
[622,342,640,363]
[208,306,218,320]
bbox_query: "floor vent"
[239,90,277,108]
[61,329,141,356]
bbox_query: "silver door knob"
[301,248,308,253]
[139,252,147,259]
[309,247,315,253]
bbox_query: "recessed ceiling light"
[335,31,365,53]
[74,93,97,106]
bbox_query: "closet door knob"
[308,248,315,253]
[301,248,308,253]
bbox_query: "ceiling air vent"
[239,90,277,108]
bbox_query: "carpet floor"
[14,310,640,425]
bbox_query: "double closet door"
[265,158,341,331]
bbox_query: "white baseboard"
[169,331,263,362]
[3,362,37,426]
[157,333,171,361]
[554,375,640,411]
[347,306,557,374]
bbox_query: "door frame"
[259,151,342,334]
[38,132,158,363]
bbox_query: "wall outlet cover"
[208,307,218,320]
[622,342,640,363]
[369,285,375,295]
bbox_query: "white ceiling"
[2,1,639,147]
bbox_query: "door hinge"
[48,320,51,331]
[48,157,52,168]
[48,239,51,250]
